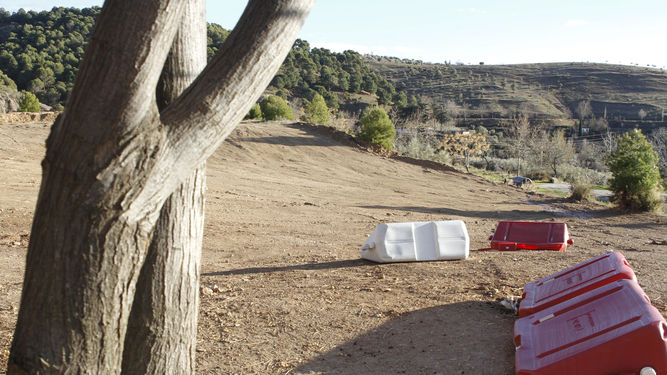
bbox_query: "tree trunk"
[122,1,206,374]
[8,1,313,373]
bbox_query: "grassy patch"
[466,166,507,184]
[535,186,569,197]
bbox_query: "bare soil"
[1,120,665,375]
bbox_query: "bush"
[358,107,395,149]
[301,94,329,125]
[275,89,289,100]
[245,103,262,120]
[606,130,663,211]
[559,164,609,186]
[260,95,293,121]
[18,91,40,112]
[569,182,592,202]
[526,170,551,182]
[395,131,451,164]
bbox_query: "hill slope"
[368,58,667,130]
[0,120,665,374]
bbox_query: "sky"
[4,0,667,69]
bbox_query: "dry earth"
[1,120,665,374]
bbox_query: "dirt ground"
[1,120,665,374]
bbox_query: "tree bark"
[122,1,206,374]
[8,1,313,373]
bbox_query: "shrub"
[606,130,663,211]
[358,107,395,149]
[18,91,40,112]
[559,164,609,186]
[395,131,450,164]
[245,103,262,120]
[301,94,329,125]
[526,170,551,182]
[275,89,288,100]
[260,95,293,121]
[569,182,592,202]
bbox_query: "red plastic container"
[514,279,667,375]
[487,221,573,251]
[519,251,636,317]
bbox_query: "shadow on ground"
[201,259,374,277]
[358,204,558,221]
[294,301,516,375]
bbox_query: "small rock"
[200,286,214,296]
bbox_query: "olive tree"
[8,1,314,374]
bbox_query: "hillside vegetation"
[2,6,665,131]
[367,57,667,131]
[0,7,401,113]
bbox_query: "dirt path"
[1,121,665,374]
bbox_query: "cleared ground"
[1,120,665,374]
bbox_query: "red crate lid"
[515,279,667,375]
[519,251,636,317]
[489,221,572,251]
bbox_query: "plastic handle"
[360,241,375,251]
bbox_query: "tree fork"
[9,0,314,373]
[122,1,206,373]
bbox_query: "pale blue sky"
[4,1,666,68]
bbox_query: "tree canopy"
[358,107,396,149]
[301,93,330,125]
[17,91,40,112]
[260,95,294,121]
[606,129,663,211]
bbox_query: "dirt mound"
[0,120,665,374]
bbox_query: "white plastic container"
[360,220,469,263]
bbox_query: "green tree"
[301,93,329,125]
[606,129,663,211]
[392,91,407,109]
[358,107,395,149]
[0,69,17,91]
[18,91,40,112]
[260,94,294,120]
[245,103,263,120]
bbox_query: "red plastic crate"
[519,251,636,317]
[487,221,573,251]
[514,279,667,375]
